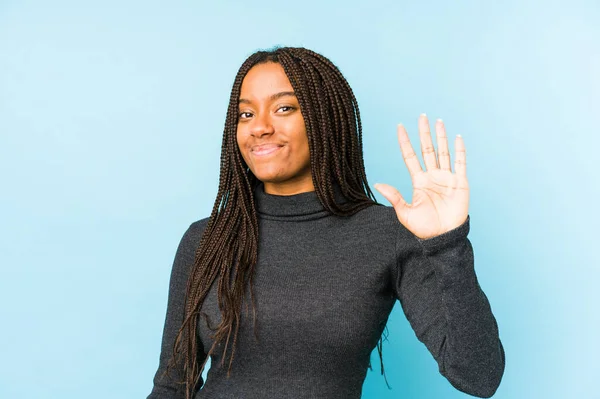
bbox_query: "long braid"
[162,47,391,399]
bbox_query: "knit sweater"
[147,181,505,399]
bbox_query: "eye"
[239,111,253,119]
[276,106,294,113]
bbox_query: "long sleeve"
[394,215,505,398]
[147,222,208,399]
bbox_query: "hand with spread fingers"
[374,114,470,240]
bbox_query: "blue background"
[1,0,598,398]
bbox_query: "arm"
[394,215,505,398]
[147,222,208,399]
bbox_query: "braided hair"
[164,46,390,398]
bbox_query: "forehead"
[239,62,293,99]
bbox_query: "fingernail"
[457,134,462,138]
[437,118,443,123]
[420,113,427,117]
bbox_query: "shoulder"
[353,203,422,248]
[334,203,405,247]
[169,216,211,283]
[174,217,211,262]
[350,202,400,231]
[188,216,211,236]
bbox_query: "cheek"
[297,128,310,157]
[282,118,309,151]
[236,128,244,146]
[236,130,246,152]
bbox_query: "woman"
[147,47,505,399]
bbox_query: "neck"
[263,179,316,196]
[253,180,348,221]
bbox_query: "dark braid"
[163,47,391,399]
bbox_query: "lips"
[252,144,283,156]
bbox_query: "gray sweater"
[147,182,505,398]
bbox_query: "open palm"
[374,114,470,240]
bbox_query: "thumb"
[374,183,409,211]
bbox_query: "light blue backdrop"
[1,0,598,398]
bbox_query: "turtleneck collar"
[253,181,348,221]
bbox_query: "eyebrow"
[239,91,296,105]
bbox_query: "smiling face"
[236,62,314,196]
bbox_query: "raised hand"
[374,114,470,240]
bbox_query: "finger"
[374,183,409,221]
[397,123,423,178]
[418,113,438,171]
[435,119,451,172]
[455,135,467,177]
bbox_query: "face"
[236,62,314,196]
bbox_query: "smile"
[252,145,283,157]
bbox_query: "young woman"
[147,47,505,399]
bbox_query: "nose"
[249,111,275,137]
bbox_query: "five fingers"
[397,114,466,177]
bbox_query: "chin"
[254,175,287,184]
[251,168,289,182]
